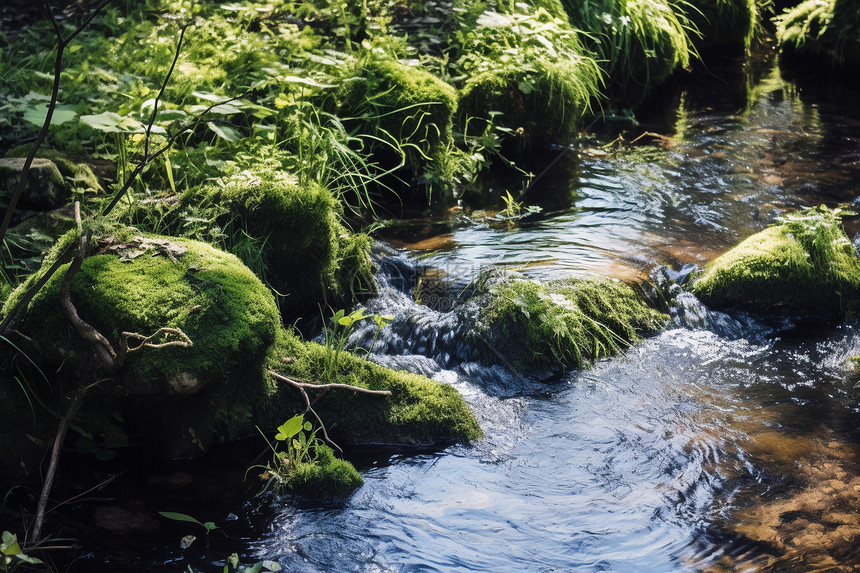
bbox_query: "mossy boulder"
[206,169,374,320]
[457,7,601,147]
[690,207,860,316]
[470,276,669,371]
[688,0,757,53]
[0,157,67,211]
[5,146,103,194]
[259,329,482,446]
[563,0,694,104]
[334,56,457,192]
[8,233,281,454]
[775,0,860,71]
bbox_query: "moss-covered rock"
[563,0,694,104]
[286,443,364,499]
[471,276,669,371]
[457,7,601,147]
[205,169,374,320]
[0,157,67,211]
[688,0,757,53]
[57,237,277,384]
[775,0,860,71]
[690,206,860,316]
[5,145,103,194]
[260,328,482,446]
[7,233,280,454]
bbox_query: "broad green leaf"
[302,421,312,431]
[80,112,166,134]
[1,531,20,556]
[203,521,218,532]
[207,121,242,142]
[275,415,304,441]
[158,511,203,527]
[22,104,77,126]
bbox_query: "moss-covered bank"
[690,207,860,316]
[457,6,602,148]
[775,0,860,71]
[471,276,669,371]
[6,232,479,461]
[261,328,482,446]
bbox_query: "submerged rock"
[690,206,860,317]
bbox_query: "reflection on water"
[380,64,860,284]
[255,60,860,572]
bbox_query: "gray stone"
[0,157,69,211]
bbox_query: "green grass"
[456,6,602,147]
[563,0,696,104]
[775,0,860,68]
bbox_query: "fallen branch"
[267,370,392,396]
[31,389,87,543]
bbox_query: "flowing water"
[247,61,860,572]
[63,59,860,571]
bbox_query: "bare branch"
[60,202,118,369]
[144,24,189,160]
[268,370,392,396]
[31,389,86,543]
[268,369,392,457]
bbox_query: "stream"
[67,57,860,571]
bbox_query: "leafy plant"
[157,511,219,537]
[249,413,321,496]
[497,190,542,226]
[220,553,282,573]
[1,531,42,573]
[322,307,370,380]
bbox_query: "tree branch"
[31,389,86,543]
[268,370,392,396]
[268,370,392,456]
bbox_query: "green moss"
[206,168,374,319]
[473,276,669,370]
[563,0,694,104]
[5,145,102,193]
[688,0,757,52]
[261,328,482,446]
[19,235,279,385]
[690,206,860,315]
[775,0,860,69]
[334,56,458,187]
[457,7,601,146]
[288,443,364,499]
